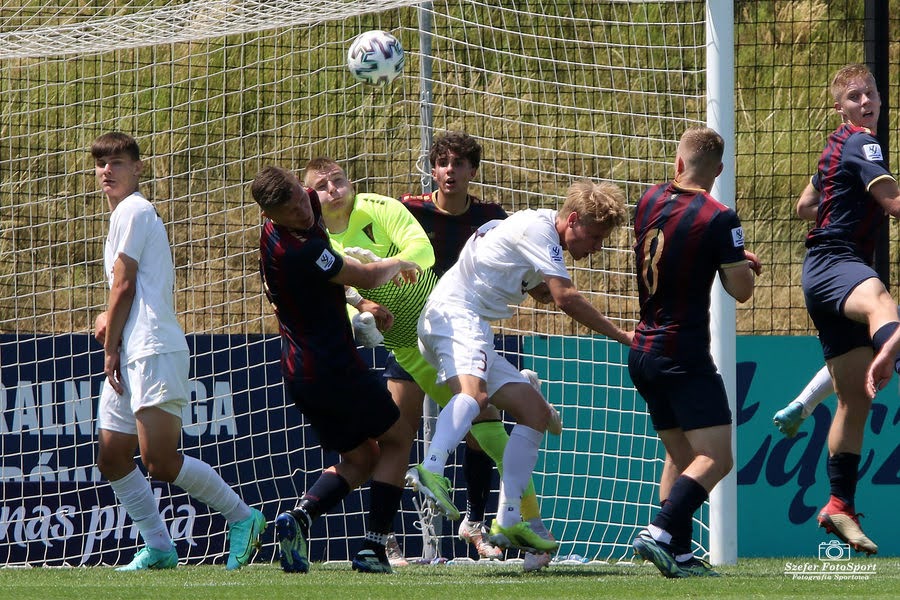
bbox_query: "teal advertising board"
[737,335,900,557]
[522,334,899,558]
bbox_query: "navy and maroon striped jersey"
[804,123,893,263]
[399,192,507,277]
[631,182,746,365]
[258,188,366,381]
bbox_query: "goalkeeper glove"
[352,311,384,348]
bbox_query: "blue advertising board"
[2,333,897,564]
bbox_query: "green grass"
[2,558,897,600]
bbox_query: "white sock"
[795,365,833,418]
[110,467,171,551]
[648,523,672,544]
[496,424,543,527]
[173,455,250,524]
[424,393,480,474]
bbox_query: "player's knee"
[141,452,180,483]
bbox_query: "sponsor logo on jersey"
[863,143,883,162]
[316,249,337,271]
[731,226,744,248]
[548,244,564,263]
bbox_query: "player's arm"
[381,197,436,270]
[544,275,632,345]
[526,281,553,304]
[104,253,138,393]
[869,176,900,218]
[331,254,420,290]
[719,258,756,303]
[796,182,820,221]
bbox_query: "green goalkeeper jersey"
[329,192,439,350]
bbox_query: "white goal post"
[0,0,735,566]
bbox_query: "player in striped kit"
[305,144,555,570]
[629,127,759,577]
[251,166,421,574]
[794,64,900,556]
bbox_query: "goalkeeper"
[303,155,554,568]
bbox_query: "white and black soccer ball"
[347,30,405,86]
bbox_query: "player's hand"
[745,250,762,276]
[94,311,108,344]
[392,260,421,286]
[866,348,895,399]
[618,330,634,346]
[344,246,382,264]
[351,311,384,347]
[357,299,394,332]
[104,350,124,395]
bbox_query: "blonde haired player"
[408,178,631,553]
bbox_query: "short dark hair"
[430,131,481,170]
[250,166,296,210]
[90,132,140,161]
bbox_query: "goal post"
[707,0,738,566]
[0,0,733,566]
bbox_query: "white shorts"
[417,302,525,397]
[98,351,190,435]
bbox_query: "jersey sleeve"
[111,199,155,263]
[518,217,571,280]
[710,209,747,269]
[845,132,895,191]
[372,194,436,270]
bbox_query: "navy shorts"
[802,247,875,359]
[628,349,732,432]
[286,369,399,453]
[382,351,414,381]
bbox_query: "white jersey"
[104,192,188,365]
[428,208,570,320]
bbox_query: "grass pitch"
[1,558,896,600]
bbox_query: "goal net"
[0,0,717,566]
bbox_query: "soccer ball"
[347,30,405,86]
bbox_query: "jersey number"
[640,228,665,296]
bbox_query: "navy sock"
[872,321,900,373]
[660,498,693,555]
[827,453,860,506]
[463,446,493,522]
[651,476,707,548]
[297,470,352,522]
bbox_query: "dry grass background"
[0,0,898,338]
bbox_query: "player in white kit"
[406,179,632,552]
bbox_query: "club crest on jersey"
[316,248,337,271]
[548,244,564,263]
[863,143,883,162]
[731,226,744,248]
